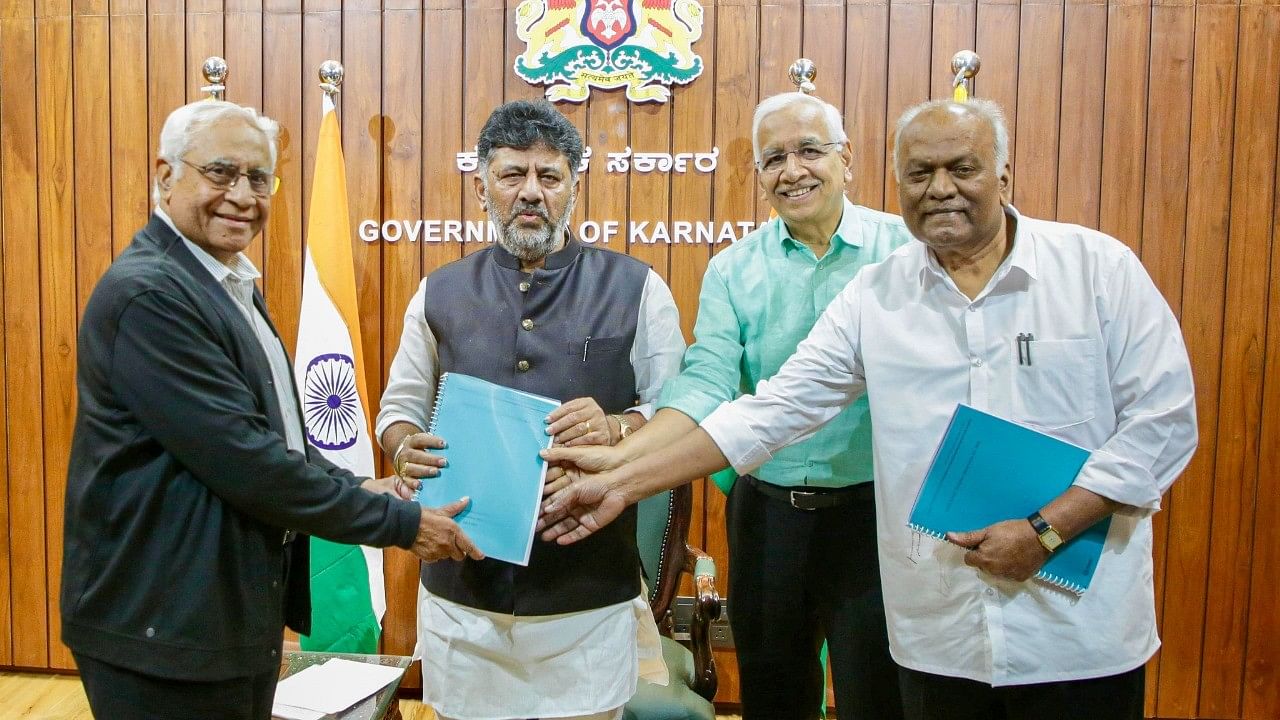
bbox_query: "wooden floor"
[0,671,743,719]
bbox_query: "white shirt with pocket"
[702,206,1197,686]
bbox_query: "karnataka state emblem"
[514,0,705,103]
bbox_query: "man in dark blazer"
[60,100,481,720]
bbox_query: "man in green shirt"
[567,93,912,718]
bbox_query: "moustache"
[511,204,548,221]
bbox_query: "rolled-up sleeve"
[1072,249,1197,512]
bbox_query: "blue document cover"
[908,404,1111,594]
[413,373,560,566]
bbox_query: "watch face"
[1041,529,1064,552]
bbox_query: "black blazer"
[61,215,419,681]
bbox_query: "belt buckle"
[789,489,818,511]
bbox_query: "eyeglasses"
[180,159,280,196]
[757,142,842,174]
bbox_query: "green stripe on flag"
[300,537,379,653]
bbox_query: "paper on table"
[272,657,405,715]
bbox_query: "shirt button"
[516,360,530,372]
[271,580,279,588]
[271,648,278,657]
[968,305,977,312]
[519,281,531,292]
[146,627,156,638]
[971,356,983,367]
[985,588,996,597]
[521,318,534,331]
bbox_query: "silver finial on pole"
[201,57,228,100]
[950,51,981,101]
[319,60,345,100]
[788,58,818,95]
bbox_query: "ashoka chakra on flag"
[302,353,361,451]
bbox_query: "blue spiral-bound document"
[908,404,1111,595]
[413,373,560,566]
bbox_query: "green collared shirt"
[658,198,913,488]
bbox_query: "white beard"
[489,190,577,262]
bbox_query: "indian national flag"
[292,93,384,652]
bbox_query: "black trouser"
[74,651,279,720]
[726,476,902,720]
[898,665,1145,720]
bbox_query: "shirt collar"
[779,196,864,256]
[155,206,262,286]
[917,204,1034,288]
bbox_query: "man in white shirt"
[378,100,683,720]
[540,99,1197,720]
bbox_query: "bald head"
[893,99,1008,182]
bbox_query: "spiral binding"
[907,523,945,541]
[427,372,450,437]
[909,523,1086,596]
[410,372,451,503]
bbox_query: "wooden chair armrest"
[683,543,721,701]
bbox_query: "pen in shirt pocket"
[1016,332,1035,366]
[582,335,591,362]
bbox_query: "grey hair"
[892,98,1009,181]
[751,92,849,164]
[476,100,583,181]
[152,100,280,204]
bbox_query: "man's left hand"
[362,475,418,501]
[546,397,613,446]
[947,519,1049,582]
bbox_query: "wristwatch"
[1027,511,1063,553]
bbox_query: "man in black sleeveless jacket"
[377,100,685,720]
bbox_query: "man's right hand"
[413,498,484,562]
[395,432,449,479]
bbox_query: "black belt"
[743,474,871,511]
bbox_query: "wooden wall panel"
[3,2,1279,717]
[35,0,75,671]
[1200,4,1280,715]
[109,1,150,256]
[0,2,42,670]
[1244,85,1280,716]
[1055,0,1105,228]
[1097,0,1149,253]
[1156,2,1236,716]
[845,0,889,207]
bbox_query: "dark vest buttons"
[516,359,531,372]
